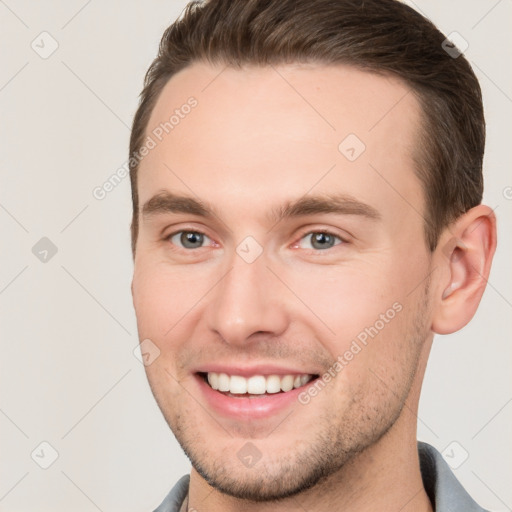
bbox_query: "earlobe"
[431,205,497,335]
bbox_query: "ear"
[431,204,497,334]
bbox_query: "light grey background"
[0,1,510,511]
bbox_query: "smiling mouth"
[198,372,319,397]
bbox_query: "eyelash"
[164,228,347,253]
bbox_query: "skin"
[131,62,496,512]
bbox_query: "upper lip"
[193,364,320,378]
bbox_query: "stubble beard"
[150,282,432,502]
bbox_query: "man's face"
[132,63,435,500]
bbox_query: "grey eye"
[170,231,209,249]
[300,232,342,250]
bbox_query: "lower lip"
[194,374,315,420]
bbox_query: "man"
[129,0,497,510]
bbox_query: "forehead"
[138,62,424,229]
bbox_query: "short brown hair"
[129,0,485,255]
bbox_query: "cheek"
[280,260,422,385]
[132,261,211,338]
[280,262,402,342]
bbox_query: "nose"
[204,250,289,347]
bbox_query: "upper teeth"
[206,372,314,394]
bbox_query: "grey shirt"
[153,442,490,511]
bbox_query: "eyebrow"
[141,191,381,224]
